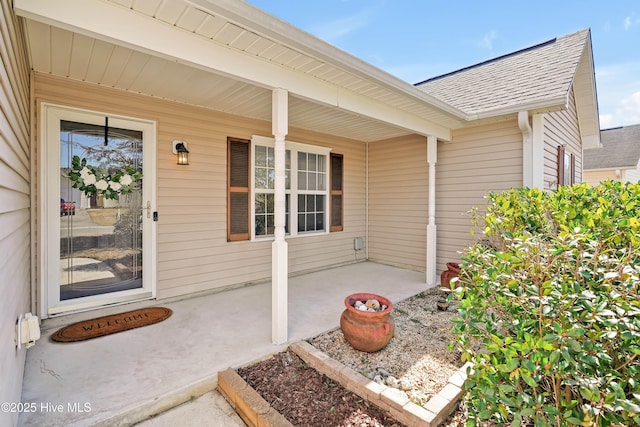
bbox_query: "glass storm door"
[43,105,156,316]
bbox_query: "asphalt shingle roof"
[584,124,640,170]
[414,29,590,116]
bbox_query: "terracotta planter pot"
[446,262,461,275]
[441,262,462,289]
[340,293,395,353]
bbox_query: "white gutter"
[465,95,568,121]
[365,142,369,260]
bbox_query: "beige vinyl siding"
[584,168,640,186]
[436,120,523,270]
[368,135,428,271]
[34,75,365,300]
[0,3,31,426]
[625,168,640,183]
[543,87,582,190]
[583,169,620,186]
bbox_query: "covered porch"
[20,262,431,426]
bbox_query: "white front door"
[41,104,156,317]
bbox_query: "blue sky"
[246,1,640,129]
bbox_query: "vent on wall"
[354,237,364,251]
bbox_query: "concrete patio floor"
[19,261,431,427]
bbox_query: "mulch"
[237,349,406,427]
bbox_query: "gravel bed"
[308,287,462,407]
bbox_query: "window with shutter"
[330,153,343,232]
[557,145,576,187]
[228,135,344,241]
[227,138,250,241]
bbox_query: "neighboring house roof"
[415,29,601,148]
[584,124,640,170]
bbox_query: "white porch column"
[426,135,437,286]
[272,88,288,344]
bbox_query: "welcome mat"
[51,307,172,342]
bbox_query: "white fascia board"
[582,134,601,150]
[466,96,568,121]
[15,0,451,140]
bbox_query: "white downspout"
[365,142,369,260]
[426,135,437,285]
[518,111,533,188]
[271,88,288,345]
[531,114,545,189]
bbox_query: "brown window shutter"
[228,137,250,241]
[557,145,565,187]
[330,153,343,232]
[570,153,576,184]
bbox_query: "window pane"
[298,214,305,232]
[255,194,276,236]
[307,194,315,211]
[298,171,307,190]
[308,172,316,190]
[298,152,306,170]
[564,152,571,186]
[285,194,290,234]
[317,171,326,191]
[267,146,274,168]
[306,213,314,231]
[298,194,305,211]
[285,151,291,190]
[255,194,266,214]
[266,193,274,212]
[308,153,317,170]
[267,169,275,189]
[255,145,267,167]
[318,155,326,172]
[255,215,266,236]
[255,167,267,189]
[316,212,324,230]
[266,214,274,234]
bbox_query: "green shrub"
[451,181,640,426]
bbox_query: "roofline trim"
[464,95,568,121]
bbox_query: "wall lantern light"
[172,140,189,165]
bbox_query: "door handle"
[142,201,151,218]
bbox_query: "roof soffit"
[15,0,459,140]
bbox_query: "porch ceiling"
[16,0,470,143]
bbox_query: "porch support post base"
[272,239,288,344]
[426,224,437,286]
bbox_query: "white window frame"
[250,135,331,240]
